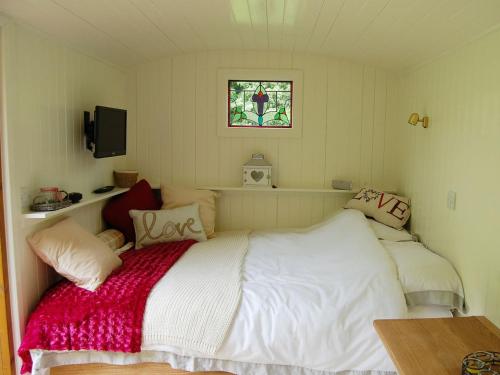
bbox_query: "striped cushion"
[97,229,125,251]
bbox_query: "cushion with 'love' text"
[345,188,411,229]
[130,204,207,249]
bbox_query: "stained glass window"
[228,80,293,128]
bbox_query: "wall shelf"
[197,186,359,194]
[22,187,129,220]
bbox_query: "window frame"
[227,79,293,129]
[217,69,303,138]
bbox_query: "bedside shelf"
[23,187,129,220]
[197,186,359,194]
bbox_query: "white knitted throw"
[141,231,250,354]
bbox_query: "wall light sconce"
[408,113,429,128]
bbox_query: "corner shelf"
[22,187,129,220]
[197,186,359,194]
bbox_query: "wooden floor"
[52,363,232,375]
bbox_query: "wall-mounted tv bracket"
[83,111,95,151]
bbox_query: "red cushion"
[103,180,160,242]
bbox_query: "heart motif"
[251,170,264,182]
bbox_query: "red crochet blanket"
[18,240,196,374]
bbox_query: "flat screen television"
[84,106,127,158]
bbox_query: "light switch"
[447,190,456,210]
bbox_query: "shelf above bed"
[197,186,359,194]
[22,187,129,220]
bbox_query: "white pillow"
[381,240,465,311]
[368,219,413,242]
[130,203,207,249]
[28,218,122,291]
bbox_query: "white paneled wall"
[1,22,129,360]
[3,0,500,70]
[385,28,500,326]
[132,51,396,230]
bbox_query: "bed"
[23,209,461,375]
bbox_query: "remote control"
[93,186,115,194]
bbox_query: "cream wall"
[4,16,499,373]
[0,21,130,363]
[131,51,397,230]
[386,29,500,326]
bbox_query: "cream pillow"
[161,186,217,238]
[368,219,413,242]
[345,188,411,229]
[130,204,207,249]
[28,218,122,291]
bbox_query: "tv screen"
[94,106,127,158]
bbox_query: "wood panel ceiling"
[1,0,500,70]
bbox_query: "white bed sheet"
[407,305,453,318]
[31,210,424,375]
[32,304,453,375]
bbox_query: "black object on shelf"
[68,192,83,203]
[93,186,115,194]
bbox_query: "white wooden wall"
[131,51,396,230]
[0,22,129,364]
[385,28,500,326]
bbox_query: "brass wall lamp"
[408,113,429,128]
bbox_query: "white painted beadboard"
[0,22,129,367]
[197,186,358,193]
[385,27,500,326]
[2,0,500,70]
[131,51,395,230]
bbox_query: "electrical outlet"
[447,190,456,210]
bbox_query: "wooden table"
[374,316,500,375]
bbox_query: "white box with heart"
[242,153,272,187]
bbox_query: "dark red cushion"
[103,180,160,242]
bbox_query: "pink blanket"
[18,240,196,374]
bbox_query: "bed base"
[51,363,232,375]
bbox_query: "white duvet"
[32,209,408,375]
